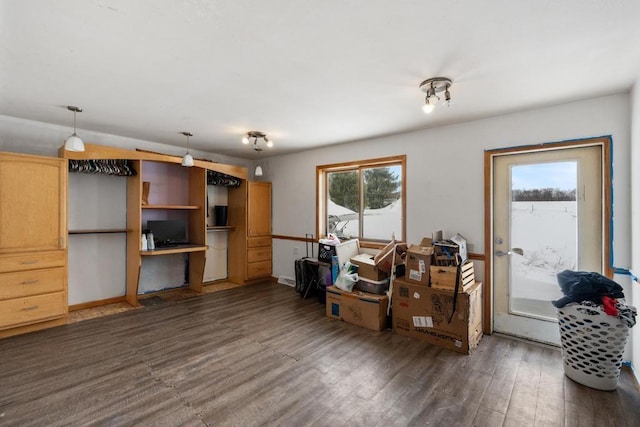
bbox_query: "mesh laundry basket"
[557,303,630,391]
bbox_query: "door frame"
[483,136,613,334]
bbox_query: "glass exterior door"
[493,146,602,345]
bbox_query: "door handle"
[495,248,524,257]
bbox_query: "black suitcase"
[295,234,316,299]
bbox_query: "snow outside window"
[319,156,405,243]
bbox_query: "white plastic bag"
[335,261,358,292]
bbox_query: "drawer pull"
[21,260,39,265]
[22,305,39,311]
[22,279,39,285]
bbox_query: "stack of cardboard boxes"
[325,233,483,354]
[325,240,400,332]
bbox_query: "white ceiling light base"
[64,106,85,152]
[419,77,452,114]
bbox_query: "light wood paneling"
[228,181,272,283]
[248,236,272,248]
[0,267,64,300]
[0,152,68,338]
[247,181,271,236]
[0,153,66,253]
[0,292,66,329]
[0,251,65,273]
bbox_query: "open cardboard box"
[405,244,434,286]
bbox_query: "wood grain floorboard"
[0,282,638,427]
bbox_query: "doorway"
[485,137,612,345]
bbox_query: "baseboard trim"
[69,296,127,311]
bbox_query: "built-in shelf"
[140,245,208,256]
[142,204,200,210]
[206,226,235,232]
[69,229,129,235]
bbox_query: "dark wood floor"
[1,283,638,427]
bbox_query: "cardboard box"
[350,253,388,281]
[392,278,483,354]
[430,261,475,292]
[326,286,389,331]
[405,244,434,285]
[373,240,405,274]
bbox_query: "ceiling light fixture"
[242,131,273,149]
[419,77,452,114]
[243,131,272,177]
[64,106,85,152]
[180,131,194,167]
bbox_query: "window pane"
[509,161,577,320]
[327,170,359,239]
[362,166,402,240]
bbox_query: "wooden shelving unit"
[58,142,250,308]
[69,229,129,234]
[206,226,235,231]
[141,245,208,256]
[142,205,199,210]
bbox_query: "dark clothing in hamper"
[552,270,625,308]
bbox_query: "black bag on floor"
[295,258,309,295]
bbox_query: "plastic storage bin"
[355,277,390,295]
[557,303,630,391]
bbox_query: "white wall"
[267,93,634,361]
[631,80,640,382]
[269,93,631,280]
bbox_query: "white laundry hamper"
[557,303,630,391]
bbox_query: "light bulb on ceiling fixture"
[422,98,435,114]
[444,86,451,107]
[242,131,271,177]
[419,77,453,114]
[64,106,85,152]
[180,131,194,167]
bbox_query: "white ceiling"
[2,1,640,159]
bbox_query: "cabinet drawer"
[0,251,65,273]
[247,260,271,279]
[248,236,272,248]
[0,268,65,301]
[0,292,66,330]
[247,247,272,263]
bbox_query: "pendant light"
[181,131,194,167]
[241,131,272,177]
[64,106,85,152]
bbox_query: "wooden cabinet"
[228,181,272,283]
[0,152,67,338]
[126,160,207,305]
[58,143,250,308]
